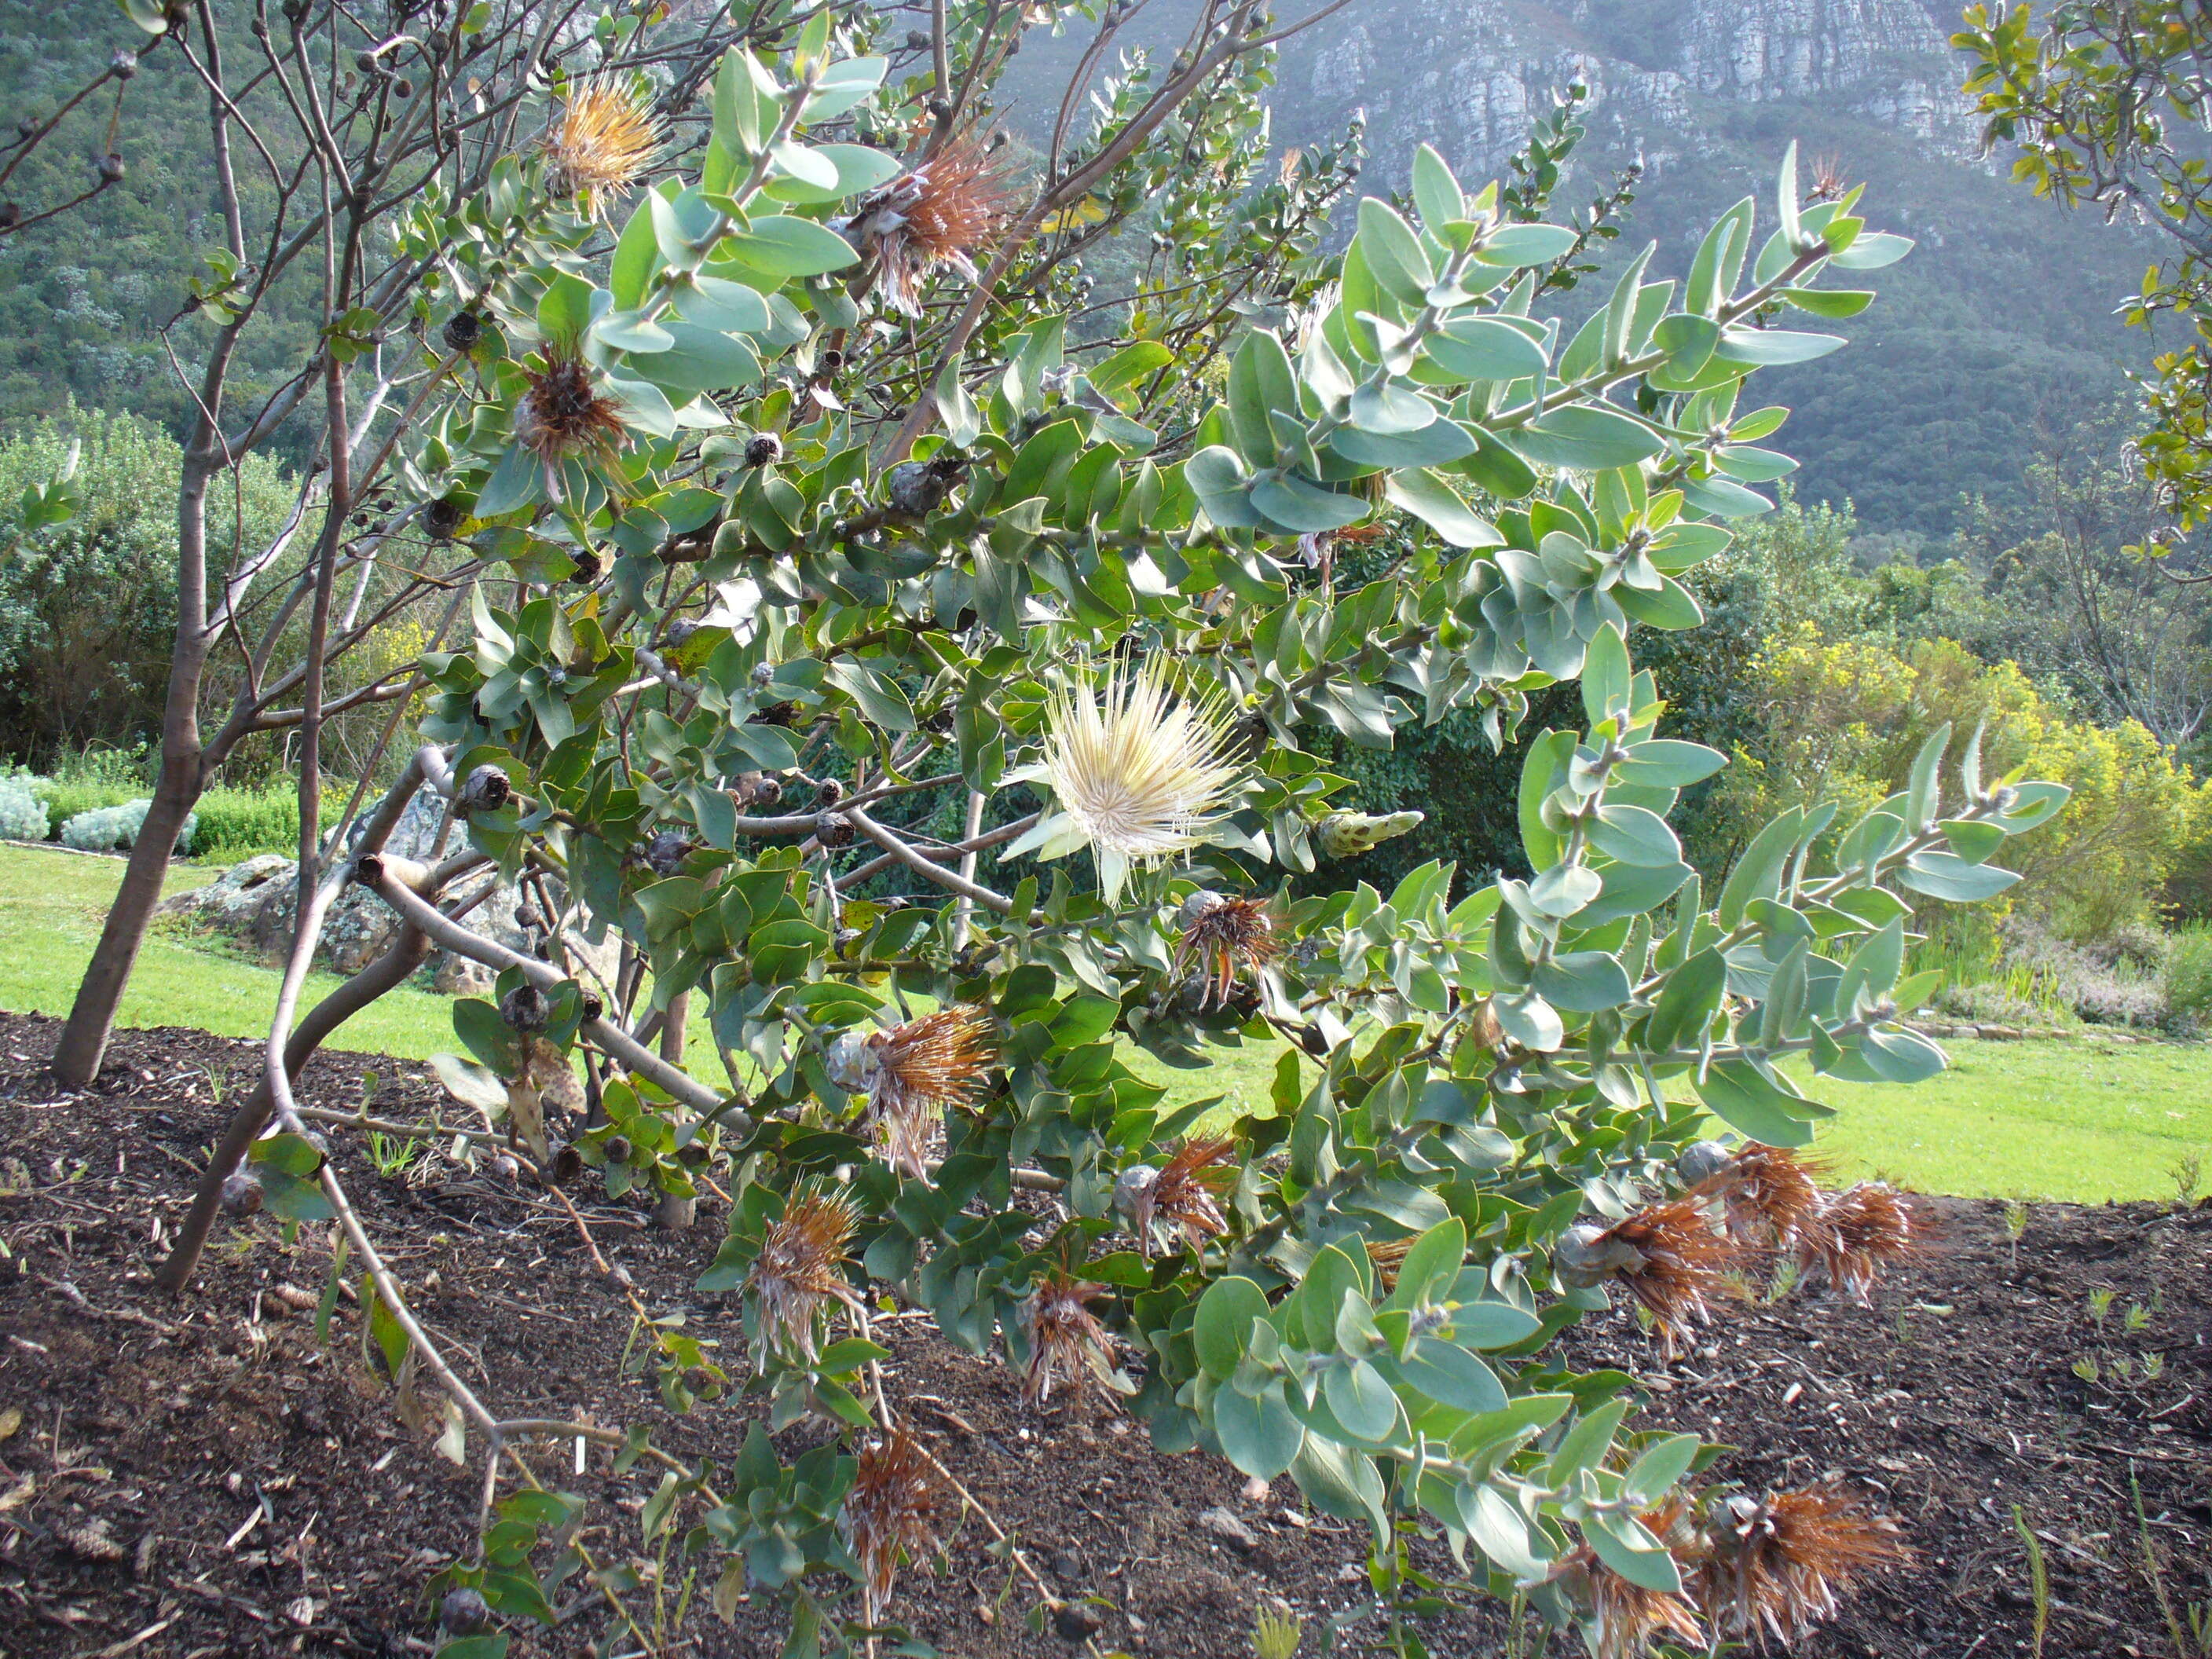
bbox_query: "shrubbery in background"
[3,746,328,859]
[0,775,46,841]
[1707,632,2210,939]
[2166,925,2212,1036]
[0,412,294,764]
[59,798,195,855]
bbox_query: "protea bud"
[439,1587,493,1633]
[842,1426,954,1624]
[1315,808,1423,860]
[423,495,466,537]
[441,312,482,357]
[1692,1484,1910,1648]
[458,764,511,814]
[499,983,549,1034]
[744,433,782,467]
[642,828,691,876]
[220,1170,264,1217]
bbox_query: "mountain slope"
[1276,0,2159,536]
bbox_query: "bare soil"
[1,1012,2207,1658]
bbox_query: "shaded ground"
[2,1013,2207,1658]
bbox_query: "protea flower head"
[826,1005,998,1181]
[842,1425,955,1624]
[848,136,1020,316]
[515,347,629,503]
[1693,1484,1911,1649]
[1558,1197,1743,1351]
[1567,1500,1706,1659]
[544,77,662,210]
[1115,1137,1236,1256]
[1796,1181,1922,1304]
[745,1185,863,1364]
[1019,1270,1119,1405]
[1364,1235,1415,1291]
[1174,890,1279,1008]
[1011,656,1240,905]
[1686,1141,1832,1253]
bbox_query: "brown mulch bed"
[1,1010,2207,1658]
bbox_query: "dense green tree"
[1958,2,2212,560]
[0,409,293,760]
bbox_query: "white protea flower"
[1005,657,1240,904]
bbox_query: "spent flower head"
[1573,1500,1707,1659]
[543,78,662,209]
[1797,1181,1922,1304]
[745,1185,863,1364]
[842,1426,954,1624]
[848,136,1020,316]
[1122,1136,1236,1256]
[1174,891,1279,1009]
[1020,1270,1119,1405]
[1693,1142,1832,1253]
[829,1005,998,1181]
[1693,1484,1911,1649]
[1573,1197,1744,1351]
[515,347,629,502]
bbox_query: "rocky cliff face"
[1282,0,1979,178]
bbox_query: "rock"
[1978,1024,2023,1041]
[160,831,613,992]
[1198,1505,1259,1551]
[1053,1602,1103,1640]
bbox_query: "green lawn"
[0,842,456,1060]
[5,841,2208,1203]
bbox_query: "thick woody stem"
[367,869,738,1121]
[155,750,449,1291]
[844,804,1028,917]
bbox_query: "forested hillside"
[1007,0,2160,536]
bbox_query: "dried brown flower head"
[842,1425,954,1624]
[1595,1197,1744,1350]
[1694,1484,1911,1649]
[1364,1235,1414,1291]
[1174,892,1279,1009]
[849,137,1020,316]
[544,78,662,208]
[832,1005,998,1181]
[1127,1137,1236,1255]
[515,348,628,502]
[745,1185,863,1363]
[1808,151,1851,203]
[1694,1143,1832,1253]
[1020,1270,1118,1406]
[1797,1182,1922,1304]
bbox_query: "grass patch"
[3,842,2207,1203]
[0,843,455,1060]
[1784,1042,2212,1204]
